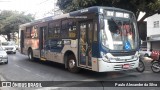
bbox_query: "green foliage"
[57,0,160,21]
[0,10,34,40]
[57,0,97,12]
[57,0,160,41]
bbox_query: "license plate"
[122,64,130,69]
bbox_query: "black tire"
[13,52,16,54]
[151,61,160,73]
[136,60,145,72]
[67,55,80,73]
[28,49,34,61]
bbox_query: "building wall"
[147,14,160,37]
[147,14,160,50]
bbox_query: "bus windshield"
[101,18,138,51]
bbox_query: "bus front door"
[39,26,47,60]
[20,30,24,53]
[79,21,93,67]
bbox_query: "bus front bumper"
[96,58,139,72]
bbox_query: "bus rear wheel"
[28,49,34,61]
[67,55,80,73]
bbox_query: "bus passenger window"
[25,27,31,38]
[61,20,69,38]
[69,22,77,38]
[48,21,61,39]
[48,22,54,39]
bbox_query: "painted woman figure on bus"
[123,24,134,50]
[31,29,38,38]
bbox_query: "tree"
[0,11,34,41]
[57,0,160,40]
[57,0,160,21]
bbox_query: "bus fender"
[64,50,76,68]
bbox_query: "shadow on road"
[22,58,143,81]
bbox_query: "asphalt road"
[0,52,160,90]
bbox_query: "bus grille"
[113,63,135,71]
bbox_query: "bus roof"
[19,6,133,28]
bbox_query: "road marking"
[14,64,31,72]
[35,74,45,78]
[15,64,20,68]
[23,68,31,72]
[14,64,46,78]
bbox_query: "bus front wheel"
[28,49,34,61]
[67,55,80,73]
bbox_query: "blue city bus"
[19,6,140,72]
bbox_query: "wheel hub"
[29,52,32,59]
[69,59,75,68]
[138,62,144,70]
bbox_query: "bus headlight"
[107,57,121,62]
[101,52,110,62]
[134,51,139,60]
[102,58,110,62]
[101,52,122,62]
[134,55,139,60]
[100,52,105,57]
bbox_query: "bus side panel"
[61,40,78,64]
[33,49,40,58]
[23,39,31,55]
[47,52,64,64]
[22,47,28,55]
[91,57,99,71]
[45,52,56,62]
[23,38,39,55]
[44,43,78,64]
